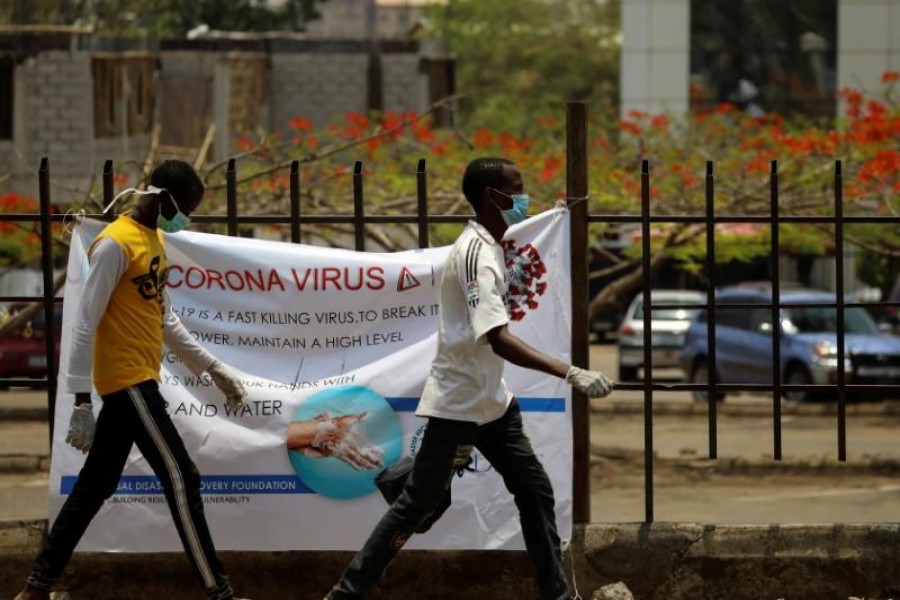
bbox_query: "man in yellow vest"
[15,160,251,600]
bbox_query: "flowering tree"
[177,73,897,324]
[5,75,898,329]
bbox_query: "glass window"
[784,307,878,334]
[690,0,837,118]
[634,300,700,321]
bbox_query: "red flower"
[618,120,642,136]
[236,137,254,152]
[650,114,670,131]
[538,156,562,183]
[472,128,495,148]
[882,71,900,83]
[289,117,313,131]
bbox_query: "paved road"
[2,344,900,524]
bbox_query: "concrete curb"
[0,454,50,474]
[0,407,48,421]
[2,521,899,599]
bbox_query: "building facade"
[621,0,900,117]
[0,33,448,197]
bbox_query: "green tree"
[423,0,620,133]
[1,0,329,36]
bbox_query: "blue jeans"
[328,399,571,600]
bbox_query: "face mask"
[104,185,190,233]
[493,192,530,226]
[155,187,191,233]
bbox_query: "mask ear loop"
[61,207,86,238]
[103,186,172,216]
[103,187,137,216]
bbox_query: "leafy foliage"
[2,0,328,36]
[422,0,621,133]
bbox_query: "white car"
[617,290,705,381]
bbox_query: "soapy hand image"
[286,412,385,471]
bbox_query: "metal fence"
[2,102,899,525]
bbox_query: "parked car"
[591,302,626,343]
[681,286,900,403]
[617,290,705,381]
[0,303,62,386]
[874,275,900,334]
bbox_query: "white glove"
[66,403,96,453]
[208,360,247,412]
[566,366,615,398]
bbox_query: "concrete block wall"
[382,53,428,115]
[1,40,430,198]
[269,53,369,130]
[13,51,94,197]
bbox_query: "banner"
[49,208,573,552]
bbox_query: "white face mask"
[104,185,191,233]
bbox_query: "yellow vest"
[90,215,168,395]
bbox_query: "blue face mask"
[493,192,530,226]
[155,187,191,233]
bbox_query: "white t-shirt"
[415,220,513,425]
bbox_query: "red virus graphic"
[502,241,548,321]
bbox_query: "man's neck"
[475,214,506,243]
[130,198,159,229]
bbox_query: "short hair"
[461,157,514,213]
[149,160,204,209]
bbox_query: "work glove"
[66,403,96,453]
[208,360,248,412]
[566,366,615,398]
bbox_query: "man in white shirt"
[325,157,614,600]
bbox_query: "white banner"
[50,208,573,552]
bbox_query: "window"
[0,55,13,140]
[690,0,837,118]
[92,56,157,138]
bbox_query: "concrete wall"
[838,0,900,104]
[269,52,370,130]
[3,521,900,599]
[382,53,429,114]
[620,0,690,117]
[0,37,432,198]
[621,0,900,118]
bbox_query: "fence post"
[770,160,782,461]
[834,160,846,461]
[38,157,57,451]
[290,160,301,244]
[102,159,115,220]
[704,161,718,459]
[226,159,238,237]
[416,158,428,249]
[640,159,654,523]
[353,161,365,251]
[566,101,590,524]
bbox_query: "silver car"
[617,290,705,381]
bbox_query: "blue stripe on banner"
[385,397,565,413]
[60,475,314,496]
